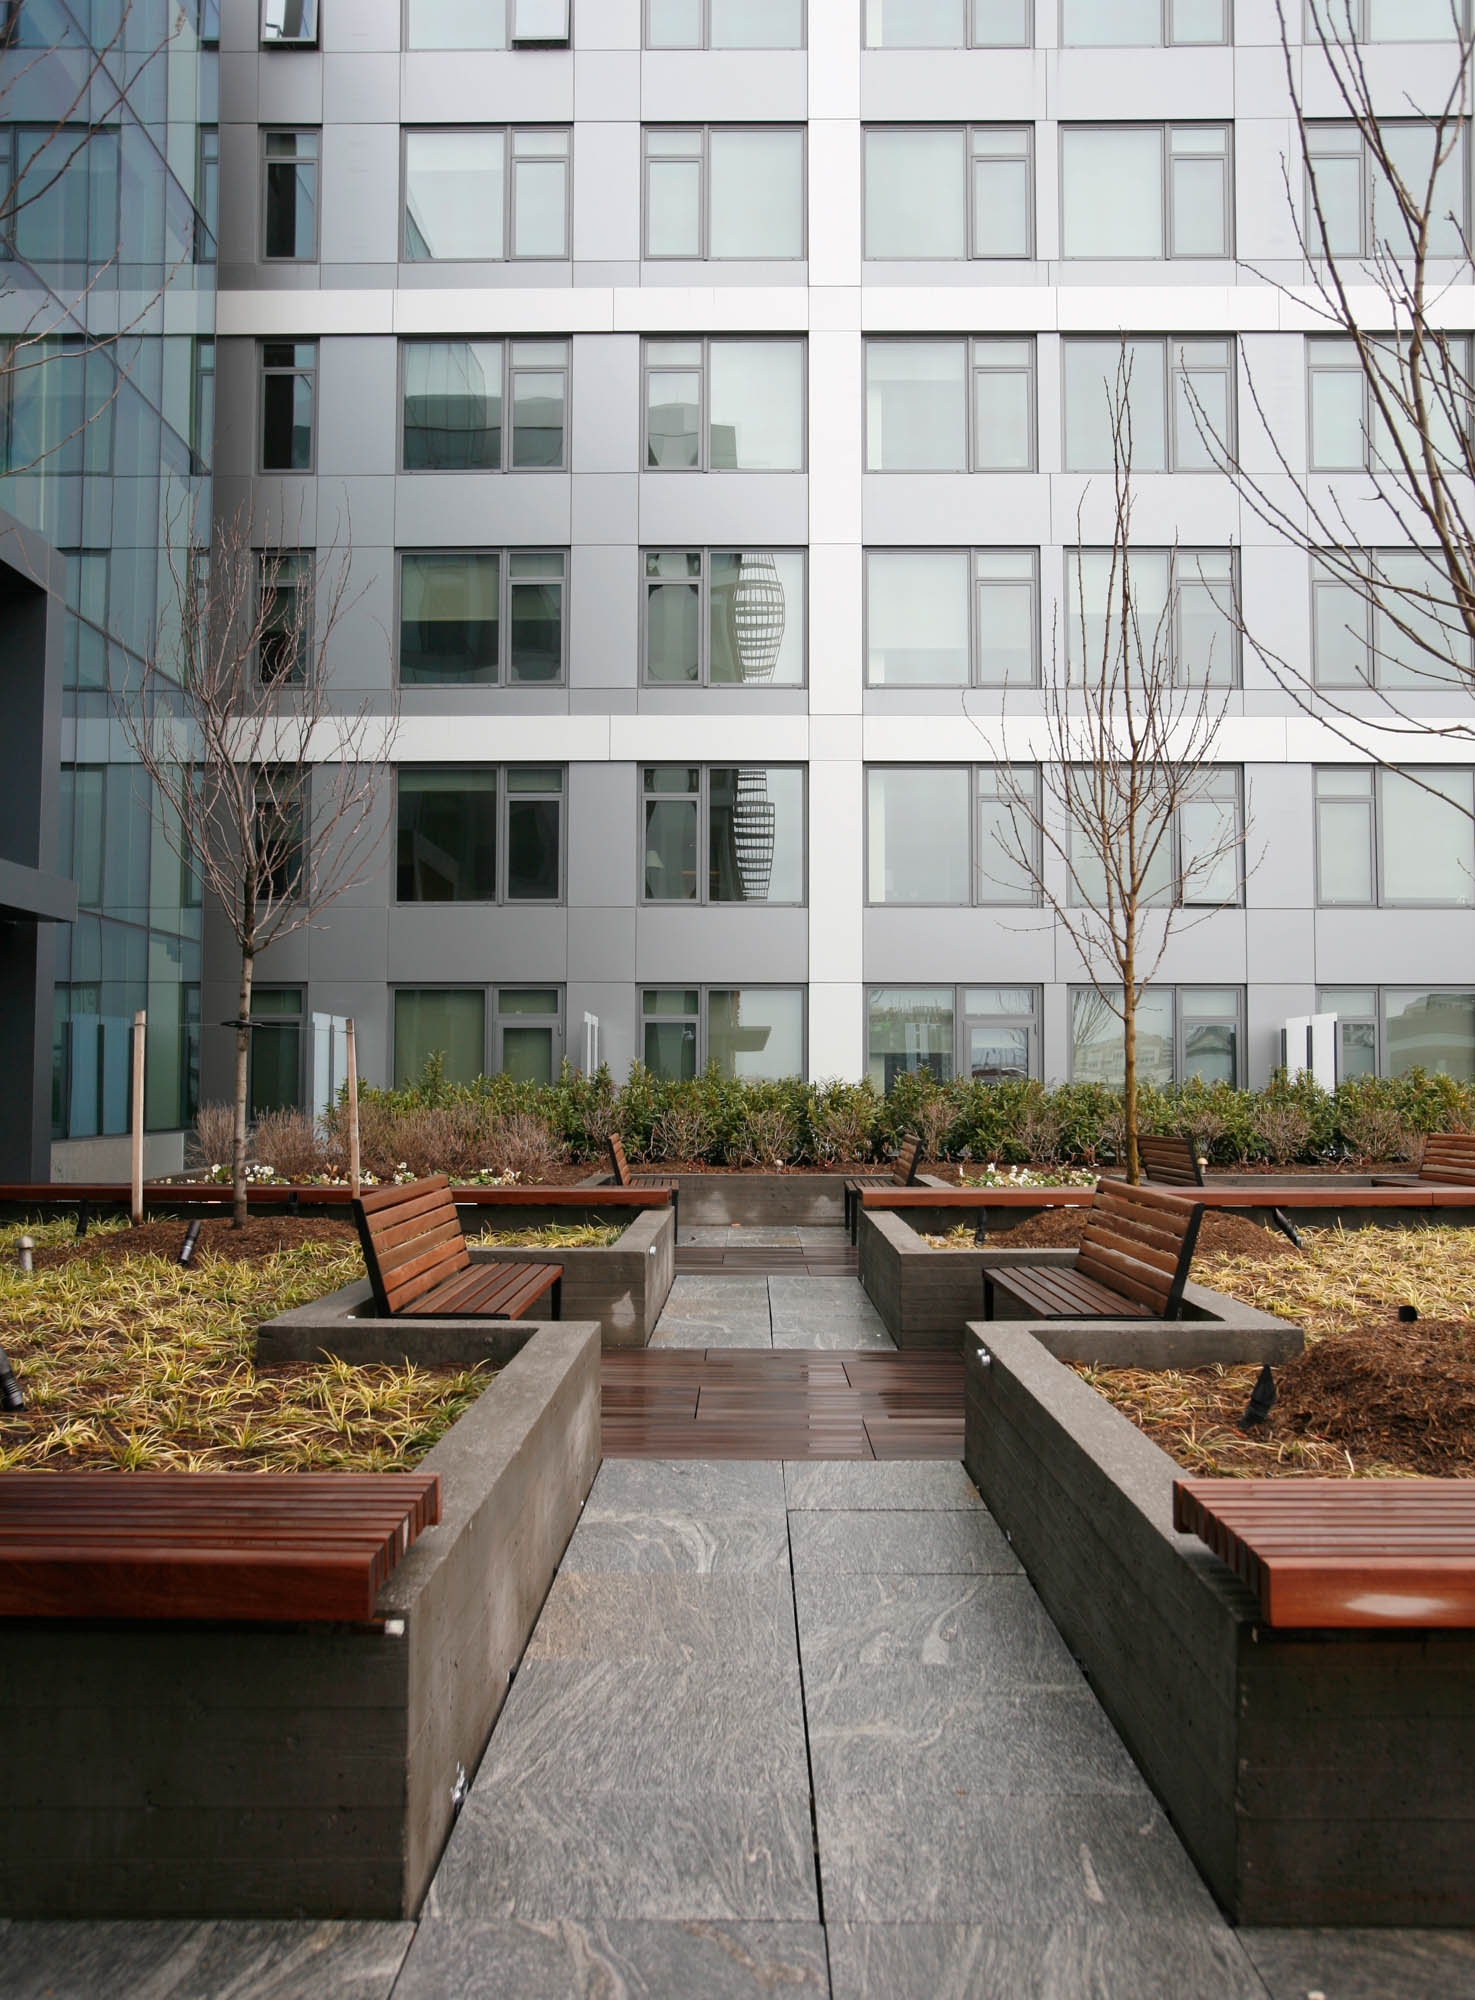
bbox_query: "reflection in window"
[263,131,318,260]
[402,340,567,470]
[865,338,1034,471]
[645,549,804,684]
[1072,986,1241,1088]
[394,988,485,1089]
[867,987,955,1092]
[645,338,805,471]
[645,127,804,259]
[1315,767,1475,905]
[643,765,805,903]
[643,986,805,1080]
[1066,547,1238,686]
[403,129,569,261]
[648,0,806,46]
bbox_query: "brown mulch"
[989,1205,1294,1261]
[32,1217,356,1270]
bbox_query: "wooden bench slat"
[987,1178,1201,1322]
[354,1177,562,1322]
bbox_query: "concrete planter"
[0,1321,601,1919]
[860,1207,1303,1362]
[258,1205,674,1359]
[963,1324,1475,1925]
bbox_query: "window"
[403,129,570,261]
[394,989,485,1090]
[643,987,805,1081]
[257,550,313,685]
[866,766,1038,905]
[249,989,304,1118]
[263,131,319,261]
[260,341,315,472]
[1318,987,1378,1081]
[192,337,214,472]
[1305,122,1468,259]
[0,335,113,477]
[642,766,805,903]
[1066,548,1239,686]
[400,549,565,685]
[1318,987,1475,1081]
[864,0,1032,45]
[1307,335,1470,472]
[396,766,562,903]
[644,127,804,260]
[1064,336,1233,472]
[643,549,804,685]
[495,988,563,1082]
[866,986,1040,1090]
[401,339,567,470]
[1061,125,1232,259]
[1311,549,1471,689]
[647,0,805,46]
[4,125,120,264]
[1071,986,1242,1088]
[1067,767,1242,908]
[253,770,306,905]
[261,0,318,43]
[864,126,1032,260]
[511,0,569,42]
[195,126,218,264]
[406,0,509,45]
[864,337,1035,471]
[1062,0,1229,42]
[1306,0,1471,38]
[865,548,1037,686]
[644,338,805,471]
[1315,767,1475,906]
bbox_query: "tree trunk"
[232,951,254,1228]
[1122,948,1139,1187]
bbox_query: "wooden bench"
[845,1133,925,1242]
[1138,1134,1206,1188]
[1374,1131,1475,1189]
[1174,1477,1475,1628]
[606,1134,679,1229]
[983,1177,1204,1321]
[353,1174,562,1320]
[0,1470,439,1622]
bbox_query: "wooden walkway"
[675,1244,859,1277]
[601,1349,963,1460]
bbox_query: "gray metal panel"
[635,907,809,983]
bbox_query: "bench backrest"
[353,1174,470,1316]
[1078,1178,1204,1318]
[1419,1132,1475,1185]
[607,1132,633,1186]
[892,1134,924,1185]
[1137,1134,1205,1188]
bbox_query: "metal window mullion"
[969,546,980,687]
[699,547,711,686]
[965,337,976,470]
[698,764,710,904]
[700,337,711,470]
[701,128,711,260]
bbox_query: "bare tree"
[976,352,1248,1182]
[1197,0,1475,761]
[115,498,399,1224]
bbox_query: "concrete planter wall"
[258,1206,674,1359]
[963,1324,1475,1925]
[860,1208,1304,1361]
[0,1321,601,1919]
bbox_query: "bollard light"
[16,1235,33,1276]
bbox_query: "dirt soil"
[32,1216,357,1270]
[989,1205,1294,1261]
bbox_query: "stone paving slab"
[793,1572,1081,1682]
[784,1462,982,1510]
[526,1572,798,1668]
[769,1320,894,1351]
[393,1919,831,2000]
[481,1659,810,1798]
[788,1508,1020,1577]
[825,1919,1266,2000]
[559,1509,792,1574]
[650,1316,774,1349]
[584,1460,787,1515]
[660,1275,773,1314]
[815,1791,1230,1926]
[0,1919,412,2000]
[423,1786,819,1924]
[1239,1927,1475,2000]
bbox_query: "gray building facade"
[199,0,1475,1119]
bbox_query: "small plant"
[959,1163,1097,1189]
[249,1108,324,1182]
[189,1104,235,1174]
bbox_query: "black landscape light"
[1238,1364,1277,1433]
[0,1343,24,1411]
[178,1220,203,1267]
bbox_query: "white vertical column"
[806,4,864,1079]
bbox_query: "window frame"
[391,985,489,1090]
[1303,0,1473,37]
[260,0,319,45]
[1064,544,1241,686]
[642,124,807,261]
[639,763,808,906]
[1306,334,1472,473]
[1317,985,1475,1082]
[261,127,320,263]
[862,0,1035,47]
[400,126,572,264]
[1068,984,1244,1086]
[861,123,1035,262]
[1064,764,1245,908]
[258,338,317,474]
[256,547,314,687]
[863,335,1037,473]
[863,545,1039,688]
[640,983,809,1081]
[1303,119,1471,260]
[640,546,807,687]
[252,767,308,909]
[248,986,306,1119]
[864,983,1044,1090]
[492,984,566,1079]
[195,124,219,265]
[398,337,570,473]
[394,763,566,906]
[396,546,569,687]
[864,763,1042,908]
[1059,122,1234,261]
[644,0,808,46]
[1060,0,1231,45]
[1062,334,1237,472]
[1309,545,1474,689]
[642,335,808,473]
[1314,765,1475,908]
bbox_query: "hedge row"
[346,1056,1473,1169]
